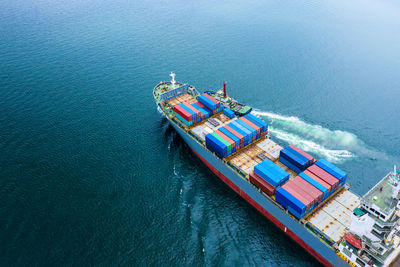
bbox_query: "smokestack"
[223,81,227,98]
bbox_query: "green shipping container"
[211,132,231,152]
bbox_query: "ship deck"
[163,89,362,247]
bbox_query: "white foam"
[269,127,354,163]
[252,110,370,163]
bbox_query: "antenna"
[170,72,176,87]
[394,165,397,176]
[223,81,227,98]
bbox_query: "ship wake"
[253,110,376,163]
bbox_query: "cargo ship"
[153,73,400,267]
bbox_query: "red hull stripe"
[189,147,333,267]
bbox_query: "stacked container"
[276,175,324,219]
[174,104,193,126]
[307,164,339,190]
[197,93,223,115]
[223,125,244,149]
[205,133,227,158]
[249,171,276,196]
[315,159,347,186]
[279,145,313,173]
[276,187,307,219]
[223,108,235,119]
[299,171,329,199]
[194,101,212,118]
[205,128,239,158]
[244,113,268,136]
[253,159,289,187]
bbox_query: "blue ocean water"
[1,0,400,265]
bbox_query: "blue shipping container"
[179,103,196,119]
[245,113,268,132]
[219,127,240,146]
[175,112,193,126]
[236,119,257,138]
[231,121,252,141]
[198,95,217,110]
[223,108,235,119]
[191,103,210,119]
[280,148,308,171]
[276,187,306,219]
[315,159,347,184]
[205,133,227,158]
[228,123,250,145]
[299,172,328,199]
[279,155,302,174]
[254,159,289,187]
[285,146,311,167]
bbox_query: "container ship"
[153,73,400,267]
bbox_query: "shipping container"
[231,121,252,144]
[280,147,309,172]
[276,187,306,219]
[240,117,261,135]
[236,119,257,138]
[215,130,235,148]
[175,112,193,126]
[254,159,289,187]
[224,125,244,145]
[198,95,217,110]
[279,155,302,174]
[195,101,213,117]
[285,146,311,167]
[288,179,317,207]
[245,113,268,132]
[288,144,314,162]
[249,172,276,196]
[203,93,221,108]
[228,123,249,145]
[282,182,312,210]
[174,104,192,121]
[303,170,333,192]
[219,127,240,146]
[223,108,235,119]
[286,180,315,208]
[182,102,201,119]
[191,103,209,119]
[299,172,328,199]
[307,165,339,188]
[211,132,231,153]
[179,103,197,120]
[205,133,227,158]
[315,159,347,185]
[293,176,323,203]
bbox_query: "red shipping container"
[203,93,220,108]
[289,145,314,162]
[190,103,205,119]
[224,125,244,144]
[215,130,235,148]
[307,165,339,188]
[303,170,332,192]
[196,101,205,108]
[293,176,323,203]
[174,105,192,121]
[182,102,201,119]
[249,172,276,196]
[282,182,312,210]
[240,117,261,135]
[288,180,316,206]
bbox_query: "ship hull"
[168,119,348,267]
